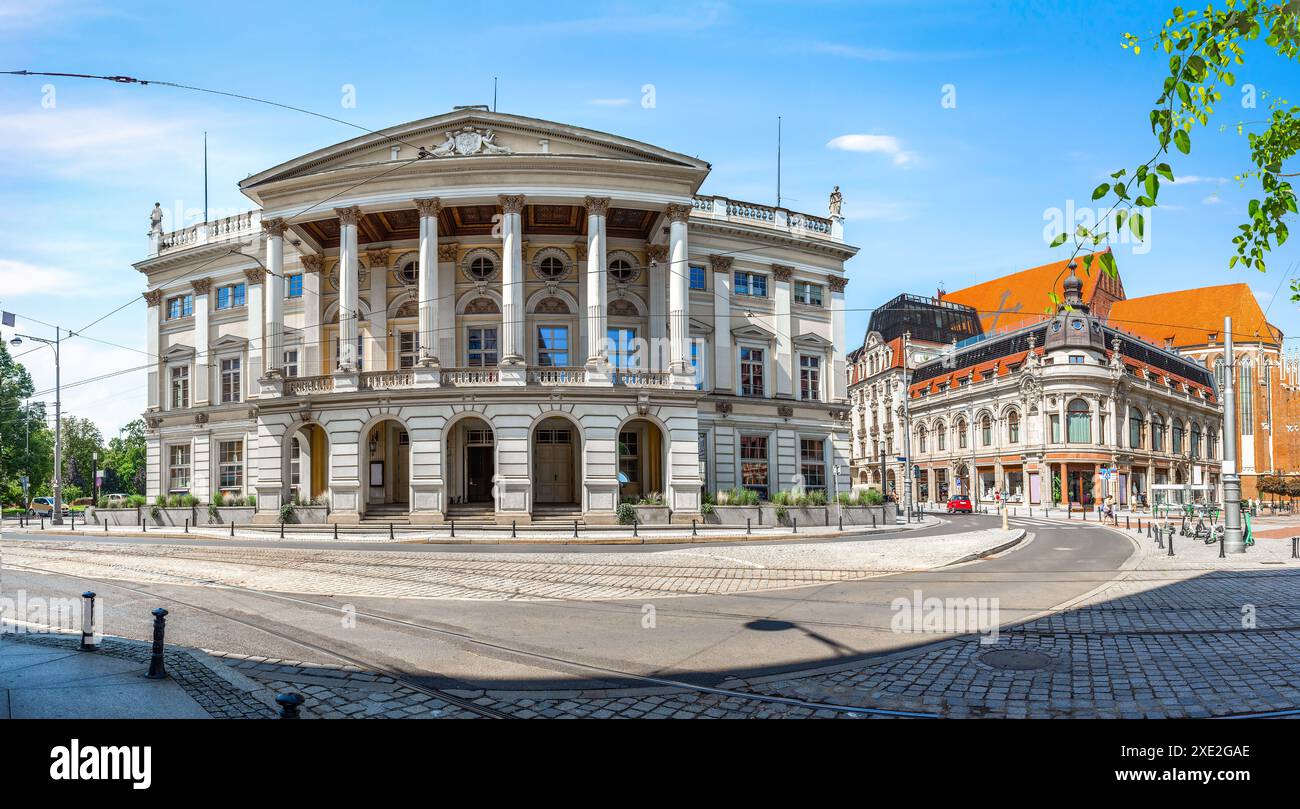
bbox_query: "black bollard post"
[746,517,752,535]
[871,511,876,529]
[70,512,75,530]
[41,516,46,530]
[184,518,189,534]
[511,520,517,539]
[449,520,455,538]
[792,517,798,535]
[1167,527,1175,556]
[389,522,394,541]
[838,513,843,531]
[145,608,169,679]
[333,522,338,540]
[281,521,286,540]
[691,519,698,537]
[1293,537,1298,559]
[276,692,305,719]
[632,517,638,538]
[574,520,579,538]
[1126,515,1130,530]
[104,520,108,532]
[1220,533,1227,558]
[231,521,235,537]
[80,592,98,651]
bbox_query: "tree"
[1053,3,1298,296]
[0,341,53,506]
[102,419,147,496]
[59,416,104,495]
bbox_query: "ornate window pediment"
[464,297,501,315]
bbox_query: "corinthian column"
[584,197,610,374]
[666,203,693,384]
[263,218,286,379]
[414,198,442,367]
[498,195,527,384]
[334,206,361,375]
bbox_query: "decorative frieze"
[365,248,389,269]
[437,242,459,262]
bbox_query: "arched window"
[1007,410,1020,443]
[1207,427,1218,459]
[957,419,968,449]
[1129,408,1144,449]
[1214,357,1225,389]
[1240,356,1254,434]
[1151,414,1165,452]
[936,422,946,451]
[1067,398,1090,443]
[1172,418,1184,454]
[981,415,992,446]
[1191,422,1202,458]
[917,426,927,454]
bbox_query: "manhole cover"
[979,649,1054,671]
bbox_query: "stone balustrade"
[690,195,839,241]
[528,366,587,385]
[274,366,680,395]
[359,370,415,391]
[156,211,261,255]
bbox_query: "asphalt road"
[0,514,1136,692]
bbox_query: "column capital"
[498,194,526,214]
[646,244,668,264]
[261,217,288,238]
[709,255,734,273]
[665,203,692,223]
[333,206,362,226]
[437,242,459,262]
[364,248,389,269]
[771,263,794,282]
[244,267,266,285]
[300,254,324,273]
[190,277,212,295]
[828,275,849,293]
[143,289,163,307]
[583,196,611,217]
[414,197,443,218]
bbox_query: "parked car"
[946,495,973,514]
[104,493,129,505]
[28,497,70,517]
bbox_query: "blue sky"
[1,0,1297,435]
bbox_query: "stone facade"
[135,110,857,524]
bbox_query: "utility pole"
[901,332,914,519]
[1222,315,1245,552]
[9,327,62,524]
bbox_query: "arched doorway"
[362,418,409,517]
[532,416,582,510]
[445,416,495,510]
[285,423,329,505]
[617,418,665,503]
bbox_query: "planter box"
[87,506,142,526]
[832,505,894,526]
[283,506,329,524]
[149,507,198,527]
[762,505,830,526]
[630,505,670,525]
[705,505,764,526]
[204,506,256,525]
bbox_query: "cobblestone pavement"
[0,529,1020,601]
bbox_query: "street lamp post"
[10,328,62,525]
[1222,315,1245,553]
[92,450,99,505]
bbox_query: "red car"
[946,495,973,514]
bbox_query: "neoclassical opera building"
[136,110,856,524]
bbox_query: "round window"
[538,256,566,280]
[468,256,495,282]
[609,258,636,283]
[400,261,417,285]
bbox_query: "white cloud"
[0,258,101,298]
[826,134,916,166]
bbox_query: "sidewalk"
[0,630,277,719]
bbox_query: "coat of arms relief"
[427,126,513,157]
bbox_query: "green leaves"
[1049,232,1069,248]
[1174,128,1191,154]
[1092,182,1111,200]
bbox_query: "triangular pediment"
[211,334,249,350]
[242,109,711,192]
[794,332,835,351]
[732,322,777,342]
[162,343,195,359]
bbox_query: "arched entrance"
[285,422,329,505]
[532,416,582,510]
[617,418,665,503]
[362,418,410,517]
[445,416,495,510]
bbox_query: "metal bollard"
[1067,508,1071,520]
[574,520,579,538]
[333,522,338,540]
[871,512,876,528]
[791,517,797,534]
[276,692,305,719]
[838,514,843,531]
[281,521,286,540]
[1220,533,1227,558]
[104,520,108,532]
[691,519,698,537]
[70,513,75,529]
[145,608,169,679]
[80,592,99,651]
[1167,527,1175,556]
[1292,537,1298,559]
[1126,515,1130,530]
[389,523,394,541]
[511,520,517,538]
[746,517,752,535]
[632,517,638,538]
[449,520,455,538]
[230,521,235,537]
[184,518,189,534]
[41,516,46,530]
[1082,509,1087,521]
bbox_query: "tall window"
[799,355,821,401]
[220,358,241,403]
[1208,428,1218,459]
[1007,410,1020,443]
[1050,414,1061,443]
[170,366,189,409]
[168,445,190,492]
[1129,408,1144,449]
[466,327,498,367]
[793,282,824,307]
[981,415,992,446]
[166,294,193,320]
[800,438,827,493]
[283,349,299,378]
[740,347,765,397]
[607,327,638,371]
[1240,357,1254,434]
[1151,415,1165,451]
[335,335,364,371]
[218,440,243,493]
[1172,418,1184,454]
[1067,398,1090,443]
[937,423,946,451]
[917,427,927,453]
[1191,423,1202,458]
[287,273,303,298]
[398,331,419,369]
[957,419,968,449]
[216,282,246,310]
[734,271,767,297]
[1214,357,1225,388]
[618,430,640,487]
[689,265,706,290]
[536,326,569,367]
[290,437,301,493]
[690,340,703,390]
[740,435,769,499]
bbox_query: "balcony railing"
[691,195,839,241]
[283,375,335,395]
[277,366,674,395]
[528,366,587,385]
[156,211,261,255]
[613,369,671,387]
[360,370,415,391]
[440,367,499,386]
